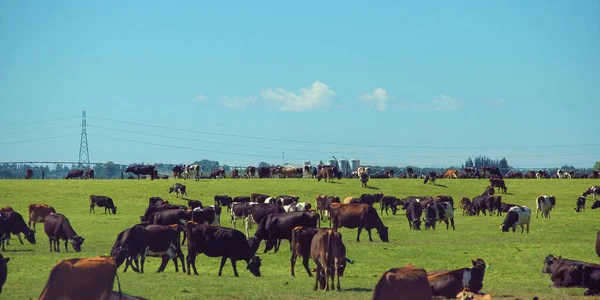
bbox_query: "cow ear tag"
[486,263,490,269]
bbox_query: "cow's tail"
[115,272,123,300]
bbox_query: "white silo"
[339,158,350,176]
[350,158,360,171]
[327,157,337,167]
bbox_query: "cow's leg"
[90,204,94,213]
[64,239,69,252]
[56,239,60,252]
[291,251,297,276]
[16,234,23,245]
[366,228,374,242]
[526,222,530,233]
[48,238,52,252]
[178,251,186,273]
[105,207,108,214]
[335,259,341,290]
[356,227,362,242]
[313,264,321,290]
[445,219,449,229]
[231,258,239,277]
[218,256,227,276]
[156,256,169,273]
[123,257,130,273]
[450,218,455,230]
[187,252,198,275]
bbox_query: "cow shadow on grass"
[365,186,380,190]
[432,183,448,188]
[343,287,373,292]
[2,249,34,252]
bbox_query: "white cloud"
[359,88,390,111]
[193,94,209,104]
[261,81,337,112]
[427,94,464,110]
[220,96,257,109]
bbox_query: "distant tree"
[499,157,509,170]
[103,161,120,179]
[465,157,474,168]
[195,159,220,172]
[594,161,600,170]
[258,161,272,168]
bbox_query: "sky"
[0,1,599,169]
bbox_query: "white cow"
[283,202,310,212]
[557,169,564,179]
[536,195,555,219]
[500,206,531,233]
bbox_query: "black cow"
[110,225,148,273]
[291,226,320,277]
[501,202,519,213]
[380,196,400,215]
[168,183,187,198]
[403,200,423,230]
[593,200,600,210]
[564,264,600,296]
[483,186,495,196]
[489,178,507,193]
[140,204,186,223]
[89,195,117,214]
[249,211,319,254]
[0,211,36,251]
[125,165,156,180]
[142,224,185,273]
[542,254,600,288]
[44,213,84,252]
[233,196,251,203]
[148,197,167,207]
[470,195,500,216]
[214,195,233,210]
[257,167,271,178]
[250,193,270,203]
[186,223,261,277]
[191,206,221,226]
[575,196,586,212]
[187,200,203,210]
[0,254,8,294]
[65,169,84,179]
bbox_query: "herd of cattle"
[2,178,600,298]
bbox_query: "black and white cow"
[168,183,187,198]
[536,195,555,219]
[244,203,285,237]
[583,186,600,200]
[575,196,586,212]
[500,206,531,233]
[230,202,255,230]
[423,202,455,230]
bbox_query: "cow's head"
[24,230,36,245]
[377,226,389,242]
[71,236,85,252]
[168,187,175,194]
[412,219,421,230]
[592,200,600,209]
[112,246,128,267]
[247,256,262,277]
[111,206,118,214]
[542,255,559,274]
[247,236,260,254]
[0,254,10,265]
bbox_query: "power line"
[0,134,80,145]
[0,116,80,127]
[0,125,81,136]
[88,115,600,150]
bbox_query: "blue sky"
[1,1,598,168]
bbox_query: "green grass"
[1,178,599,299]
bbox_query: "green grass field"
[1,178,599,300]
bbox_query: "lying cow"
[542,254,600,288]
[500,206,531,233]
[427,258,488,298]
[564,263,600,296]
[372,264,432,300]
[90,195,117,214]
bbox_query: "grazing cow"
[187,199,203,210]
[310,229,347,291]
[542,254,600,288]
[28,204,56,232]
[246,166,256,178]
[428,259,488,299]
[244,203,285,238]
[85,168,94,179]
[186,222,261,277]
[148,197,167,207]
[536,195,555,219]
[360,171,369,188]
[537,170,549,179]
[291,226,320,277]
[470,195,492,216]
[0,211,36,251]
[315,195,341,220]
[372,264,432,300]
[214,195,233,210]
[144,224,186,273]
[231,169,239,178]
[575,196,587,212]
[110,225,148,273]
[192,206,221,226]
[230,202,255,230]
[459,197,472,216]
[316,166,342,182]
[0,254,8,294]
[330,203,389,242]
[125,165,156,180]
[489,178,507,193]
[404,200,423,230]
[483,186,495,196]
[500,206,531,233]
[249,211,319,254]
[140,204,186,223]
[583,186,600,200]
[44,213,84,252]
[37,256,121,300]
[423,202,455,230]
[443,169,458,179]
[380,196,400,215]
[209,168,225,179]
[592,200,600,210]
[89,195,117,214]
[65,169,84,179]
[276,195,300,206]
[25,168,34,179]
[423,171,437,184]
[168,183,187,198]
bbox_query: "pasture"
[1,178,599,299]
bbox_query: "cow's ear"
[2,258,9,263]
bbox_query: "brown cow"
[310,229,347,291]
[372,264,432,300]
[28,204,56,232]
[37,256,121,300]
[459,197,472,216]
[85,168,94,179]
[245,166,256,178]
[489,178,507,193]
[231,169,239,178]
[25,169,34,179]
[443,169,458,179]
[329,203,389,242]
[315,195,340,221]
